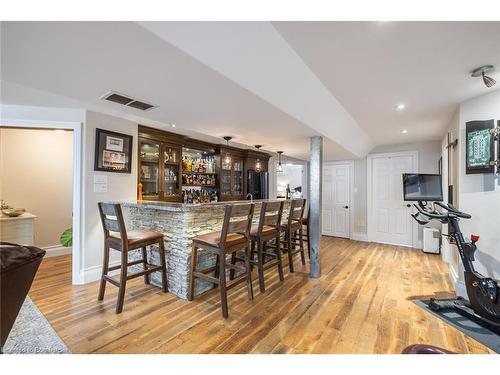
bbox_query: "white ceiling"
[1,21,499,160]
[273,21,500,145]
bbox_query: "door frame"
[1,118,84,284]
[323,160,354,239]
[367,151,419,248]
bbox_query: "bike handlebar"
[412,201,471,220]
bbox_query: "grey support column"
[309,136,323,278]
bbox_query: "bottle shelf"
[182,171,217,175]
[182,184,217,188]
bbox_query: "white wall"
[0,128,73,248]
[270,155,308,200]
[82,111,138,281]
[457,89,500,284]
[352,140,442,240]
[277,164,305,197]
[440,110,460,283]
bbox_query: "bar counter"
[118,199,290,299]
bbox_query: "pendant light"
[254,145,262,172]
[223,136,232,165]
[276,151,284,173]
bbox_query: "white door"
[322,163,350,238]
[369,154,416,246]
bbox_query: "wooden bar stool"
[302,208,311,258]
[97,202,167,314]
[232,201,285,293]
[188,203,254,319]
[280,199,306,273]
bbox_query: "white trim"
[83,261,121,283]
[1,117,84,284]
[367,151,419,248]
[351,232,369,242]
[323,160,354,239]
[42,245,72,257]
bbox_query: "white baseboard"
[351,232,369,242]
[82,261,121,283]
[42,245,72,258]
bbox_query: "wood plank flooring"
[29,237,493,354]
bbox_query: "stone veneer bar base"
[121,200,290,300]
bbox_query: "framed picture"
[94,128,133,173]
[465,119,495,174]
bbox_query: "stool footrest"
[108,258,144,271]
[193,271,220,285]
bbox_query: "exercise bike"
[411,200,500,334]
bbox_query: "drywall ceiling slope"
[1,21,355,161]
[273,21,500,146]
[138,21,373,158]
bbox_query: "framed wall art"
[94,128,133,173]
[465,119,495,174]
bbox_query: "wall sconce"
[223,136,232,165]
[276,151,284,173]
[254,145,262,171]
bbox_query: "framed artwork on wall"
[94,128,133,173]
[465,119,495,174]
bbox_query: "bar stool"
[97,202,168,314]
[231,201,284,293]
[280,199,306,273]
[188,203,254,319]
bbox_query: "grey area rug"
[414,299,500,353]
[3,297,71,354]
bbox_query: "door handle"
[406,204,411,208]
[344,205,349,209]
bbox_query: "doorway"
[322,161,353,238]
[367,151,418,247]
[0,118,83,284]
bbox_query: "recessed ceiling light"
[171,124,176,128]
[401,129,408,134]
[395,104,406,110]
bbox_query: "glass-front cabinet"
[232,157,243,196]
[218,147,245,201]
[138,125,271,203]
[138,137,182,202]
[162,145,181,199]
[139,141,161,200]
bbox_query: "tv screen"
[402,173,443,201]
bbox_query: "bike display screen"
[402,173,443,201]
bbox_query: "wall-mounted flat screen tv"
[402,173,443,201]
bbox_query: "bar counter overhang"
[116,199,291,299]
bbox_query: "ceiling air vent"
[100,91,156,111]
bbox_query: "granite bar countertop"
[119,198,290,212]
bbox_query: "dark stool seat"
[401,344,455,354]
[250,225,276,238]
[189,203,254,319]
[109,229,163,248]
[193,231,248,248]
[1,242,46,353]
[98,202,168,314]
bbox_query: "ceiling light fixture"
[254,145,262,172]
[171,124,176,128]
[471,65,496,88]
[223,136,233,166]
[276,151,284,174]
[395,104,406,110]
[401,129,408,134]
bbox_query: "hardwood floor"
[29,237,493,354]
